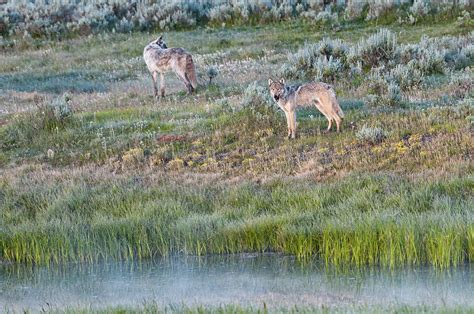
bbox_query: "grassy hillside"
[0,18,473,268]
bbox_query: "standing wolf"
[268,78,344,139]
[143,35,197,97]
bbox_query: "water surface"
[1,254,472,312]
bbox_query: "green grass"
[0,18,473,269]
[0,172,472,267]
[1,101,471,174]
[26,303,474,314]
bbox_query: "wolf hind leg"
[334,114,342,133]
[176,69,193,94]
[184,72,194,94]
[151,72,159,97]
[325,117,333,133]
[314,99,332,133]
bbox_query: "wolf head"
[268,78,285,102]
[154,35,168,49]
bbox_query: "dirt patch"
[157,134,187,143]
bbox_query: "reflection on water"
[1,254,472,312]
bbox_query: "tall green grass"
[1,174,472,268]
[36,303,474,314]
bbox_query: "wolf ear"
[158,35,163,41]
[268,78,273,86]
[279,78,285,85]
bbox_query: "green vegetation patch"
[1,172,472,268]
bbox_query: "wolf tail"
[186,55,198,90]
[330,88,344,119]
[337,105,345,119]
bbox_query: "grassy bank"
[1,169,472,267]
[25,303,474,314]
[0,18,473,268]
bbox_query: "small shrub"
[116,17,133,33]
[444,44,473,70]
[286,38,349,79]
[388,63,424,90]
[462,44,474,63]
[366,69,403,107]
[356,125,387,144]
[355,28,398,68]
[386,82,402,105]
[0,93,74,151]
[364,84,402,108]
[287,41,321,77]
[315,11,338,25]
[407,37,447,75]
[410,0,432,17]
[122,148,145,167]
[241,81,274,110]
[413,50,445,75]
[449,70,473,98]
[167,158,185,171]
[397,13,417,26]
[208,4,234,24]
[279,63,300,79]
[318,37,349,65]
[366,67,388,95]
[314,55,342,83]
[206,67,218,84]
[37,93,74,131]
[445,51,470,71]
[344,2,365,21]
[366,0,395,21]
[238,82,282,132]
[399,44,419,64]
[453,52,471,71]
[363,94,379,108]
[158,7,197,31]
[47,149,55,159]
[456,10,473,28]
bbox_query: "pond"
[1,254,472,312]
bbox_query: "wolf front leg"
[289,111,297,139]
[160,72,165,98]
[283,110,292,139]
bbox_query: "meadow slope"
[0,18,473,268]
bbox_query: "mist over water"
[1,254,472,312]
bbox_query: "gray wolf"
[143,35,197,97]
[268,78,344,139]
